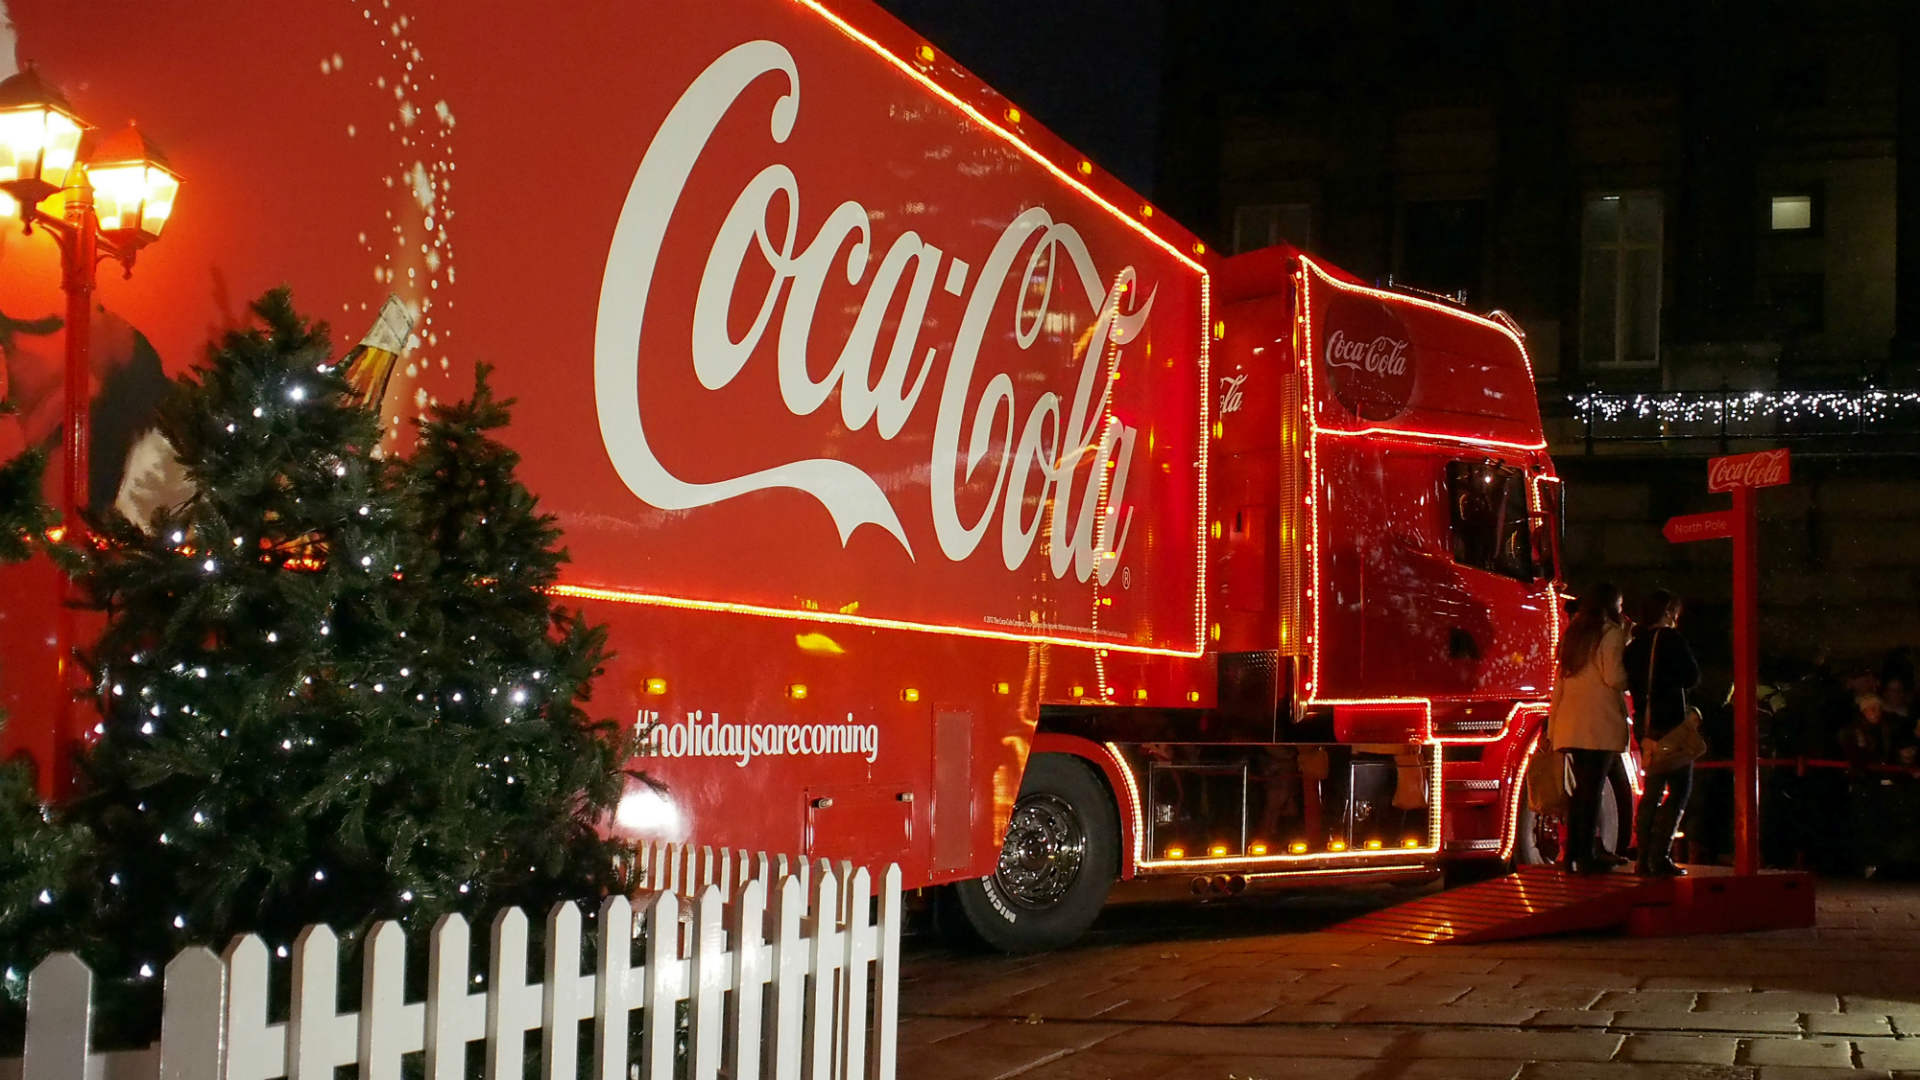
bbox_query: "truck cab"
[947,244,1570,951]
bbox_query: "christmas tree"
[402,361,631,912]
[59,290,628,997]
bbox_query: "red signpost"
[1664,448,1790,878]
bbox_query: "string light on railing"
[1572,387,1920,428]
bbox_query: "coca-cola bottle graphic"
[340,294,414,413]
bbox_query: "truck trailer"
[0,0,1579,952]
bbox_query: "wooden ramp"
[1329,866,1815,945]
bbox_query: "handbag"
[1527,731,1570,816]
[1641,628,1708,775]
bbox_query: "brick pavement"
[901,879,1920,1078]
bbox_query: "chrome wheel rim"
[993,793,1087,909]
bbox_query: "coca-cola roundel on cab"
[1320,291,1416,420]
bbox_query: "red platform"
[1328,866,1815,945]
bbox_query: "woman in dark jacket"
[1622,589,1701,876]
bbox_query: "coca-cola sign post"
[1659,445,1790,878]
[1707,447,1791,493]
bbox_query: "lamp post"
[1,63,181,792]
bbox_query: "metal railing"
[1567,384,1920,454]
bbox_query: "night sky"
[871,0,1165,195]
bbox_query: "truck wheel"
[943,753,1118,953]
[1514,769,1624,867]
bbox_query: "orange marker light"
[1076,160,1093,176]
[1328,840,1348,852]
[1139,203,1154,218]
[1403,837,1421,848]
[1186,691,1201,703]
[1208,843,1230,857]
[1164,847,1185,860]
[1070,685,1085,698]
[1288,841,1309,855]
[915,44,935,62]
[1248,842,1269,856]
[1135,688,1149,701]
[786,684,808,700]
[644,678,668,696]
[901,688,920,703]
[994,681,1010,695]
[1365,839,1383,850]
[1004,106,1021,123]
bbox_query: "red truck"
[0,0,1579,951]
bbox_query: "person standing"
[1623,590,1701,877]
[1548,583,1632,874]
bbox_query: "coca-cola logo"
[593,41,1152,586]
[1707,448,1791,492]
[1321,295,1415,420]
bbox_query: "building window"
[1399,200,1485,302]
[1446,460,1533,582]
[1769,194,1816,232]
[1232,203,1312,254]
[1580,192,1662,368]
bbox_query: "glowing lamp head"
[84,124,181,248]
[1287,841,1309,855]
[1328,840,1348,853]
[1364,838,1383,850]
[644,677,667,696]
[0,66,85,210]
[900,687,920,703]
[1248,842,1268,856]
[1208,843,1229,857]
[1163,846,1185,860]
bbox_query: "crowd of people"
[1747,645,1920,875]
[1547,579,1919,877]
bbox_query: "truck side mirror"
[1529,510,1563,584]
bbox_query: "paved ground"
[901,877,1920,1078]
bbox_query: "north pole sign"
[1707,447,1791,493]
[1661,510,1733,544]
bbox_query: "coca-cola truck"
[0,0,1576,950]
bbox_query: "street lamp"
[1,62,182,792]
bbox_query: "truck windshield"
[1446,460,1533,581]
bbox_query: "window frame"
[1446,459,1536,583]
[1579,191,1664,370]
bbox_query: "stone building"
[1157,0,1920,678]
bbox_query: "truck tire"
[942,753,1119,953]
[1514,767,1624,868]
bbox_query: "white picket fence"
[2,847,901,1080]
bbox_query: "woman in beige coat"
[1547,582,1631,874]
